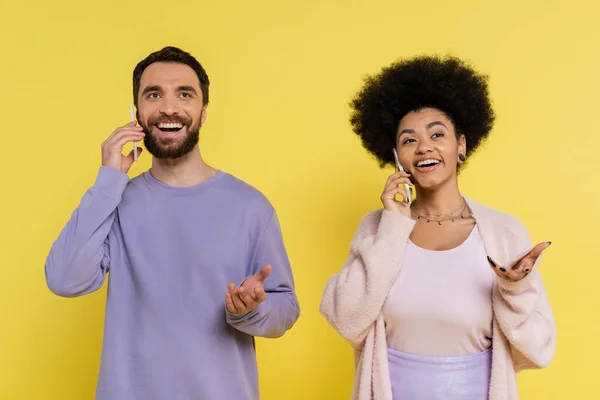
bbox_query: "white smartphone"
[393,148,412,204]
[130,105,138,161]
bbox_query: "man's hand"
[225,264,271,315]
[101,121,145,173]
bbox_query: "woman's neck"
[413,179,464,215]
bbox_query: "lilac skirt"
[387,347,491,400]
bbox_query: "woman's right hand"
[381,170,413,217]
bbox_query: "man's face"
[137,62,207,159]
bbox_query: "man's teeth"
[417,159,441,167]
[158,123,183,129]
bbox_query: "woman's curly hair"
[349,54,495,168]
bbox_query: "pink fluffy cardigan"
[320,197,556,400]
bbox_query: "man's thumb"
[256,264,272,281]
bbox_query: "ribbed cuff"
[497,253,544,294]
[496,266,540,295]
[93,166,130,198]
[226,305,261,323]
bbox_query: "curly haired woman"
[320,55,556,400]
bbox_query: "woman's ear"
[457,134,467,163]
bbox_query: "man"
[45,46,300,400]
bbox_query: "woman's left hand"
[487,242,551,281]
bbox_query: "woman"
[320,55,556,400]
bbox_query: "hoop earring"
[458,153,466,163]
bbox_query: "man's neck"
[149,146,218,187]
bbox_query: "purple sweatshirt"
[45,166,300,400]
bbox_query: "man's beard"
[141,115,201,159]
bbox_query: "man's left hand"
[225,264,272,315]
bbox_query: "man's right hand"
[101,121,145,173]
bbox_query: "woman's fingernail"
[499,267,506,272]
[547,241,552,245]
[487,256,496,267]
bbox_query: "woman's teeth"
[417,159,440,167]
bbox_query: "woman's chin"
[414,178,445,192]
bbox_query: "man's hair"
[132,46,210,106]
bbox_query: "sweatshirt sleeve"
[226,210,300,338]
[319,210,416,349]
[493,222,556,371]
[44,166,130,297]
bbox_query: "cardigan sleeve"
[319,210,416,349]
[492,221,556,371]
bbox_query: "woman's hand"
[381,170,413,217]
[487,242,551,281]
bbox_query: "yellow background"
[0,0,597,398]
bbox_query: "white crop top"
[382,225,495,356]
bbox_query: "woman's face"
[395,107,466,191]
